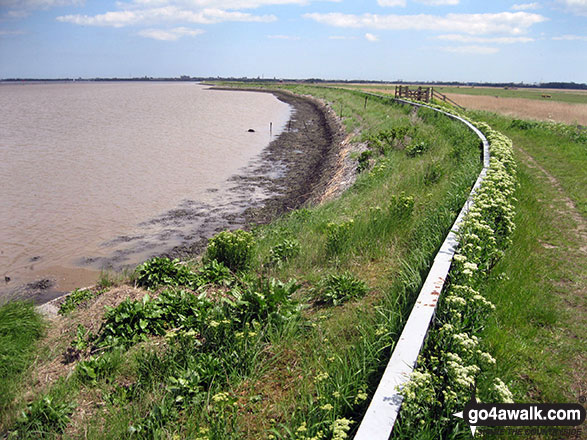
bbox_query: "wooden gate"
[395,85,432,102]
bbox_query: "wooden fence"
[395,85,465,111]
[395,85,432,102]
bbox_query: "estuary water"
[0,82,291,299]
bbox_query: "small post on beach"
[364,96,368,110]
[340,102,343,118]
[270,122,273,136]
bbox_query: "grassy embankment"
[391,108,585,439]
[0,302,45,427]
[0,86,485,439]
[468,113,586,406]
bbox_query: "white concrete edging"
[353,97,490,440]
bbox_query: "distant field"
[443,93,587,126]
[332,83,587,104]
[334,83,587,125]
[434,85,587,104]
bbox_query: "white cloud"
[365,32,379,41]
[439,45,499,54]
[556,0,587,15]
[138,26,204,40]
[436,34,534,43]
[57,7,276,27]
[552,34,587,40]
[267,34,301,40]
[511,2,540,11]
[377,0,406,7]
[303,11,547,35]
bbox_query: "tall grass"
[472,113,586,405]
[0,301,45,429]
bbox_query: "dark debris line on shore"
[167,88,349,260]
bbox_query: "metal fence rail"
[353,97,490,440]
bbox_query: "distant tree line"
[1,76,585,90]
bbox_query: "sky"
[0,0,586,82]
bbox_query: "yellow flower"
[212,392,230,403]
[315,372,329,382]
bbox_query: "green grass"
[472,114,586,404]
[0,301,45,430]
[469,111,586,216]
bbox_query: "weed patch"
[313,272,369,306]
[206,230,255,272]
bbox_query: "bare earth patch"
[445,93,587,125]
[29,286,150,394]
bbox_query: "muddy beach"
[4,87,352,303]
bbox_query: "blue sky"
[0,0,585,82]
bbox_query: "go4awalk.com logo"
[454,394,586,437]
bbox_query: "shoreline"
[7,87,353,305]
[167,87,351,259]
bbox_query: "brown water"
[0,82,290,299]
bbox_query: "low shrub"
[135,257,199,290]
[237,278,300,324]
[313,272,368,306]
[98,294,168,347]
[75,349,123,385]
[206,230,255,272]
[267,238,301,266]
[357,150,373,173]
[389,193,415,220]
[423,162,443,186]
[405,140,428,157]
[58,288,102,315]
[198,259,233,285]
[290,208,311,222]
[325,220,354,256]
[510,119,536,130]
